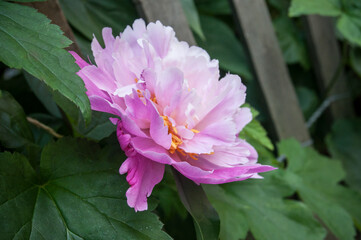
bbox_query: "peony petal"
[233,107,253,133]
[89,95,123,116]
[119,155,164,211]
[80,65,117,93]
[131,137,174,164]
[147,21,175,58]
[192,164,276,184]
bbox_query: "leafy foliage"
[59,0,138,41]
[279,139,361,240]
[173,170,220,240]
[1,0,360,239]
[289,0,361,47]
[326,119,361,193]
[239,107,274,151]
[0,90,34,148]
[273,15,310,69]
[205,172,326,240]
[0,1,91,122]
[0,138,171,240]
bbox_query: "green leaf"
[59,0,138,41]
[75,111,116,141]
[239,106,274,151]
[350,47,361,78]
[23,71,117,140]
[24,72,62,118]
[181,0,205,40]
[268,0,290,11]
[172,169,220,240]
[279,139,360,240]
[28,113,63,148]
[204,172,326,240]
[289,0,361,47]
[326,119,361,193]
[0,90,34,148]
[337,13,361,47]
[0,138,172,240]
[196,15,252,80]
[152,168,195,240]
[288,0,342,17]
[6,0,46,2]
[195,0,231,15]
[273,15,310,69]
[0,2,91,122]
[295,87,319,119]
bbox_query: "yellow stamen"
[151,96,158,104]
[161,116,205,160]
[189,153,198,160]
[191,129,200,133]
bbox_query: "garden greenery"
[0,0,360,239]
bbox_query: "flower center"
[161,115,200,160]
[161,116,182,154]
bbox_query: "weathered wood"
[304,15,354,119]
[230,0,310,142]
[133,0,196,45]
[21,0,81,55]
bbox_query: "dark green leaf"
[59,0,138,41]
[326,119,361,193]
[75,111,116,141]
[196,15,252,80]
[204,172,326,240]
[24,72,62,118]
[279,139,360,240]
[172,169,220,240]
[295,87,319,119]
[0,90,34,148]
[28,114,62,151]
[273,15,310,69]
[0,138,172,240]
[153,168,194,240]
[350,47,361,78]
[0,2,91,122]
[195,0,231,15]
[268,0,290,11]
[5,0,46,2]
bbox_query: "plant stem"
[27,117,63,138]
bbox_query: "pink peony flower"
[70,19,275,211]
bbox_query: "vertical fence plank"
[133,0,196,45]
[229,0,310,142]
[304,16,354,119]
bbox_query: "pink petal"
[119,155,164,211]
[234,107,252,133]
[147,21,175,58]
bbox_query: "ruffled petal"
[147,21,175,58]
[119,155,164,211]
